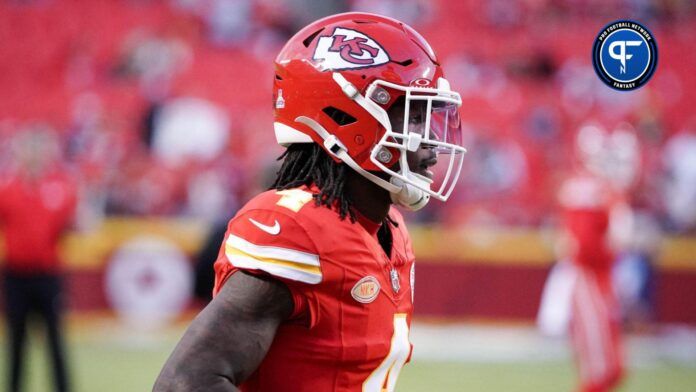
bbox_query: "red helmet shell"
[273,12,444,171]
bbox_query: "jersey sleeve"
[223,209,321,284]
[213,207,322,322]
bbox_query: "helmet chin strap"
[390,173,431,211]
[294,116,429,210]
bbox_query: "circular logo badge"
[592,20,658,91]
[106,236,193,329]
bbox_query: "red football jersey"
[0,173,76,273]
[558,173,615,272]
[213,187,416,392]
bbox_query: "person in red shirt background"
[0,126,77,392]
[556,123,640,392]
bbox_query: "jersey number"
[363,314,411,392]
[276,189,313,212]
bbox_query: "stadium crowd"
[0,0,695,233]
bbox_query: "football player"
[154,12,466,392]
[556,124,636,392]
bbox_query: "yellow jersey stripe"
[225,244,322,276]
[226,234,320,266]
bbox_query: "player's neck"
[345,170,391,223]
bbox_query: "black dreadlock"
[271,143,401,257]
[271,143,356,221]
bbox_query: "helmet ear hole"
[322,107,357,126]
[393,59,413,67]
[302,28,325,47]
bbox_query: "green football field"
[2,319,695,391]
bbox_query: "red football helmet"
[575,122,641,191]
[273,12,465,209]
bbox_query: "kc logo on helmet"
[313,27,390,71]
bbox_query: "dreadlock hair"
[271,143,356,221]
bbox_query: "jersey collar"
[353,209,382,236]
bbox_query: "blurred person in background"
[0,125,76,392]
[155,12,466,391]
[554,123,643,392]
[192,218,230,303]
[612,196,660,331]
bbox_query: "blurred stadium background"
[1,0,696,391]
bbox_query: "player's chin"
[414,167,434,180]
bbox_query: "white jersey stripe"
[226,234,320,267]
[224,234,322,284]
[576,270,607,382]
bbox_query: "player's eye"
[409,113,424,124]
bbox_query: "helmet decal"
[313,27,390,71]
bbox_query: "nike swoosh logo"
[248,218,281,235]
